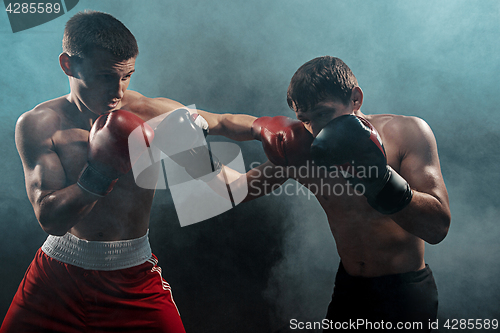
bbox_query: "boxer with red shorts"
[2,10,255,333]
[1,232,184,333]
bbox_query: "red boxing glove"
[78,110,155,196]
[251,116,313,167]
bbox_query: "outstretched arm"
[125,95,258,141]
[207,160,289,203]
[197,110,257,141]
[152,108,288,202]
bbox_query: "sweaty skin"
[222,87,450,277]
[15,48,255,241]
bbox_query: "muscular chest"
[51,125,155,192]
[52,128,89,185]
[295,166,369,212]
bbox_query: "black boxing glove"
[310,115,412,214]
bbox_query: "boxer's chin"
[107,100,120,110]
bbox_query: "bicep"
[135,97,186,128]
[16,114,66,208]
[195,110,221,131]
[24,151,67,204]
[399,118,449,205]
[197,110,257,140]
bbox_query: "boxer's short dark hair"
[63,10,138,60]
[287,56,358,111]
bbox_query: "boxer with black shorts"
[1,10,255,333]
[210,56,451,332]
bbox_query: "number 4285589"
[5,2,61,14]
[443,318,498,330]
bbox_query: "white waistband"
[41,231,152,271]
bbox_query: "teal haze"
[0,1,498,331]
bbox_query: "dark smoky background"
[1,1,499,332]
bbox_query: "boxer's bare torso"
[16,47,256,243]
[290,112,449,277]
[16,90,183,241]
[244,102,449,278]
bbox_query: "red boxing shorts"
[0,232,186,333]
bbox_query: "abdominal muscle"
[292,143,425,278]
[323,195,426,277]
[297,172,426,278]
[69,173,156,242]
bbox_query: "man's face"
[71,48,136,115]
[294,98,353,137]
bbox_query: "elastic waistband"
[41,231,152,271]
[336,262,433,285]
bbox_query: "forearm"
[202,162,287,204]
[35,184,99,236]
[391,190,451,244]
[201,166,250,203]
[198,111,257,141]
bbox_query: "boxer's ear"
[351,87,363,111]
[59,53,79,78]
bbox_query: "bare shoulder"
[121,90,184,121]
[362,114,439,173]
[16,99,65,143]
[15,99,69,168]
[365,114,436,152]
[366,113,432,135]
